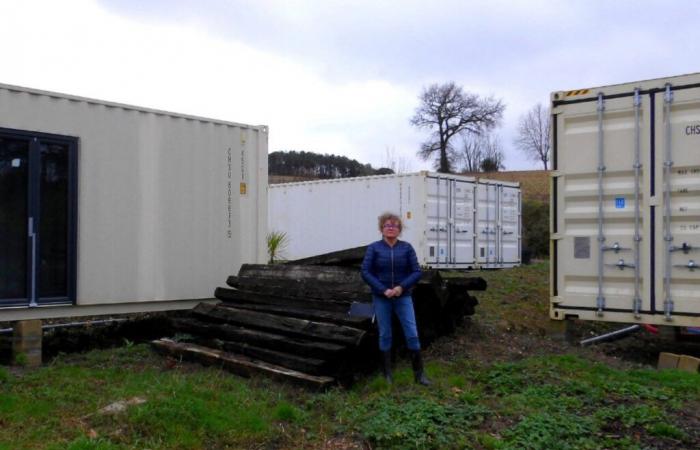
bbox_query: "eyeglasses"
[383,223,400,229]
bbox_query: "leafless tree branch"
[411,82,505,173]
[514,103,551,170]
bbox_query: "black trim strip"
[552,240,558,297]
[650,206,656,313]
[552,113,558,171]
[555,306,653,314]
[650,93,656,197]
[552,81,700,107]
[554,305,700,317]
[552,178,558,234]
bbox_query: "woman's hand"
[384,286,403,298]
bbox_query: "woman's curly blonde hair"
[377,212,402,232]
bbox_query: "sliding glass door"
[0,129,77,307]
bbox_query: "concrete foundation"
[657,352,680,370]
[677,355,700,373]
[12,320,42,367]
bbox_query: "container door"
[553,92,649,315]
[0,130,77,307]
[476,182,498,267]
[655,86,700,320]
[425,176,451,265]
[452,180,475,265]
[500,186,521,265]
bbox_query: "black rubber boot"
[410,351,431,386]
[382,351,393,384]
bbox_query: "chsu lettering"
[686,124,700,135]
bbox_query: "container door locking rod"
[663,83,674,321]
[633,88,643,318]
[596,93,606,316]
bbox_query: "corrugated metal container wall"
[268,172,521,269]
[476,180,521,268]
[0,83,267,320]
[550,72,700,327]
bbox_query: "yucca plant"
[266,230,289,264]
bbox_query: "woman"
[360,212,430,386]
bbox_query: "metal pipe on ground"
[0,318,129,335]
[580,324,641,346]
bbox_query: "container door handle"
[673,260,698,271]
[28,217,37,307]
[605,258,636,270]
[601,242,630,253]
[669,243,698,254]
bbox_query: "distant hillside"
[464,170,550,203]
[268,150,391,180]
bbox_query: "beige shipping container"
[550,72,700,327]
[0,83,268,321]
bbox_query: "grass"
[462,170,550,203]
[1,262,699,449]
[2,346,697,449]
[475,260,552,332]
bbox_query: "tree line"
[268,150,392,179]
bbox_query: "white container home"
[0,83,268,321]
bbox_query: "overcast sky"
[2,0,699,171]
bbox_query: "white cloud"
[0,0,434,170]
[8,0,697,173]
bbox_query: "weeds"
[266,230,289,264]
[346,396,489,449]
[501,412,597,450]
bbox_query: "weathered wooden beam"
[231,284,369,304]
[171,317,347,359]
[151,339,335,390]
[189,336,329,375]
[192,303,366,346]
[439,272,488,291]
[213,290,371,328]
[226,276,239,288]
[241,263,364,278]
[215,287,354,314]
[288,246,368,267]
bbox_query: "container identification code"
[227,147,232,239]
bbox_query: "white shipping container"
[551,72,700,327]
[0,83,268,321]
[268,172,521,269]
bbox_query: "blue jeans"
[372,295,421,352]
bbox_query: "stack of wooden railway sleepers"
[152,248,486,389]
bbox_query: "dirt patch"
[426,315,700,373]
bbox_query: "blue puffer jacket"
[361,240,422,297]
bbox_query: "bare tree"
[459,134,484,172]
[383,146,412,175]
[479,134,506,172]
[410,82,504,173]
[515,103,551,170]
[458,133,505,173]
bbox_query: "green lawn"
[1,262,699,449]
